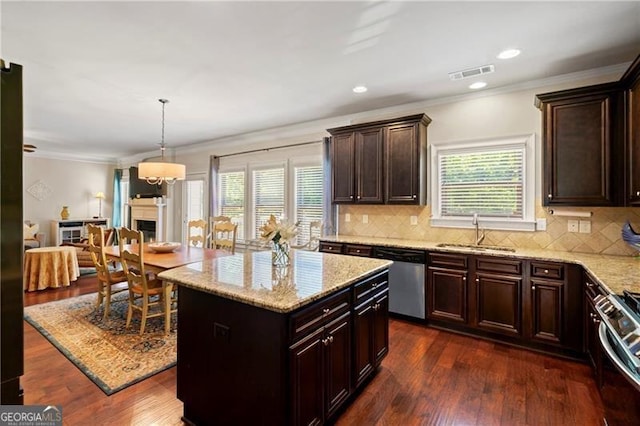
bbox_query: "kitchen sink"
[435,243,516,253]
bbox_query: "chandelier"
[138,98,186,185]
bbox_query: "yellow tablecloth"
[24,246,80,291]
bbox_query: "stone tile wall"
[337,201,640,257]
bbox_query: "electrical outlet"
[345,213,351,223]
[568,220,579,233]
[410,215,418,225]
[536,218,547,231]
[362,214,368,224]
[579,220,592,233]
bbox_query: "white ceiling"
[2,1,640,161]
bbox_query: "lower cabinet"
[290,313,352,425]
[427,253,469,323]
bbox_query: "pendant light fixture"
[138,98,186,185]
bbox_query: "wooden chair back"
[291,220,322,251]
[212,221,238,254]
[187,219,207,247]
[119,226,142,245]
[119,229,157,296]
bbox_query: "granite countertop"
[157,249,392,313]
[320,235,640,295]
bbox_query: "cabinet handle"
[328,335,334,343]
[350,195,354,200]
[413,195,416,199]
[357,195,361,200]
[548,193,552,199]
[475,278,479,283]
[532,285,536,290]
[322,308,330,315]
[586,282,594,288]
[544,269,549,274]
[356,249,360,253]
[372,282,378,288]
[322,338,329,346]
[593,317,600,324]
[636,190,640,197]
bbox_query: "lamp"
[95,191,105,218]
[138,99,186,185]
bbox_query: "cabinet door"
[290,328,324,426]
[373,290,389,365]
[355,128,384,203]
[331,133,355,203]
[324,314,351,418]
[628,77,640,204]
[352,300,374,388]
[473,273,522,336]
[529,279,563,344]
[427,267,467,323]
[385,122,419,204]
[543,93,615,206]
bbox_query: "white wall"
[23,156,115,245]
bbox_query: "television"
[129,166,167,198]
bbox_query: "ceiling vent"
[448,64,495,81]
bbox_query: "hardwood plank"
[24,277,605,425]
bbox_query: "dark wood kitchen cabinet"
[330,128,383,203]
[427,252,469,324]
[623,56,640,204]
[583,272,605,387]
[352,272,389,389]
[328,114,431,205]
[536,84,622,206]
[472,257,523,337]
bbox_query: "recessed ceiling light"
[497,48,521,59]
[352,85,368,93]
[469,81,487,90]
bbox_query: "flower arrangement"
[259,215,299,266]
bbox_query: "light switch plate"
[362,214,368,224]
[579,220,591,233]
[410,215,418,225]
[568,220,579,233]
[536,218,547,231]
[345,213,351,223]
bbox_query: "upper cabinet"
[327,114,431,205]
[536,53,639,207]
[623,56,640,205]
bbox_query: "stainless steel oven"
[594,292,640,425]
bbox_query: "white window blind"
[186,180,205,222]
[294,165,323,245]
[253,167,285,239]
[439,148,524,218]
[219,171,245,240]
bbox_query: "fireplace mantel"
[129,197,166,241]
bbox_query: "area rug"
[24,292,177,395]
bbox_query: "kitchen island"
[158,249,392,426]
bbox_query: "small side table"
[24,246,80,291]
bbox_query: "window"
[294,165,323,245]
[219,170,245,240]
[185,179,205,222]
[252,167,284,239]
[431,134,535,231]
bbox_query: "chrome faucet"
[472,213,485,246]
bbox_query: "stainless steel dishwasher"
[373,247,426,320]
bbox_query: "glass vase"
[271,241,290,267]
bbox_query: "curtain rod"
[213,140,322,159]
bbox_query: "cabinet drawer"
[345,244,372,257]
[429,252,468,269]
[319,242,344,254]
[353,271,388,304]
[290,288,350,342]
[531,262,564,280]
[584,273,605,300]
[476,257,522,275]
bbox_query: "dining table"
[102,243,224,334]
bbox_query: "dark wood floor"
[23,276,605,425]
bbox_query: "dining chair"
[211,221,238,254]
[291,220,322,251]
[87,225,128,319]
[118,226,142,245]
[187,219,207,247]
[207,216,231,248]
[119,229,176,334]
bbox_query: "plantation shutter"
[439,148,524,218]
[219,171,245,240]
[294,165,323,245]
[253,167,285,239]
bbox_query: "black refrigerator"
[1,60,24,404]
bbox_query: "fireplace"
[137,220,156,242]
[129,197,166,241]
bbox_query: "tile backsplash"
[337,201,640,257]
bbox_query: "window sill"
[430,217,537,232]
